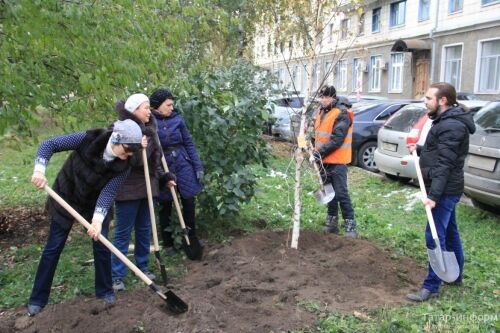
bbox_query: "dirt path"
[0,230,425,333]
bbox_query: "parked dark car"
[351,100,419,171]
[457,92,482,101]
[464,100,500,212]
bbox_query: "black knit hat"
[149,88,175,109]
[319,85,336,98]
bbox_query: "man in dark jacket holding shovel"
[407,82,475,302]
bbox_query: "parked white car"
[374,100,485,182]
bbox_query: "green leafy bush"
[177,62,272,219]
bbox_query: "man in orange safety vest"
[310,85,358,238]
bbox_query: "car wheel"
[357,141,378,172]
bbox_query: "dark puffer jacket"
[46,129,130,229]
[419,106,476,201]
[114,101,163,201]
[154,110,203,200]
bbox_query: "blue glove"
[196,171,204,186]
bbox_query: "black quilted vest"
[46,129,131,228]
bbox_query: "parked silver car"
[267,94,305,142]
[464,100,500,211]
[374,100,489,182]
[374,103,428,181]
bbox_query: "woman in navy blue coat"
[150,89,204,256]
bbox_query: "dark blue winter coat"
[154,111,204,201]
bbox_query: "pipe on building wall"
[430,0,440,83]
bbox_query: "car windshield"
[383,105,427,132]
[474,102,500,131]
[273,97,304,108]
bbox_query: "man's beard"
[427,105,440,120]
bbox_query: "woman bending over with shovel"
[27,119,145,317]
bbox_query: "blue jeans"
[29,216,113,307]
[422,194,464,292]
[324,164,354,220]
[111,199,151,280]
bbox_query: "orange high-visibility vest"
[314,107,354,164]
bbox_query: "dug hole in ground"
[0,141,426,333]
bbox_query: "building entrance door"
[414,53,430,99]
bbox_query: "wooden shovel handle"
[142,149,161,252]
[412,150,439,240]
[160,154,191,246]
[43,185,153,285]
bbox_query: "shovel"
[309,152,335,205]
[412,151,460,283]
[43,185,188,314]
[155,135,203,261]
[142,149,168,285]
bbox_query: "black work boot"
[324,215,339,234]
[344,219,358,238]
[406,288,439,302]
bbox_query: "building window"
[292,65,300,91]
[358,13,365,35]
[328,23,333,43]
[335,59,348,91]
[443,45,463,89]
[352,58,360,92]
[325,62,333,85]
[303,65,308,92]
[449,0,463,13]
[372,7,381,33]
[390,1,406,27]
[312,63,320,91]
[419,0,431,21]
[274,68,284,89]
[477,39,500,93]
[340,19,349,39]
[369,55,382,92]
[389,53,404,92]
[482,0,500,5]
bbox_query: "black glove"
[196,170,204,186]
[159,172,176,190]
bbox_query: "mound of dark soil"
[0,230,425,333]
[0,206,48,248]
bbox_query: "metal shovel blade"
[428,241,460,283]
[182,234,204,261]
[315,183,335,205]
[149,283,188,314]
[164,290,189,314]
